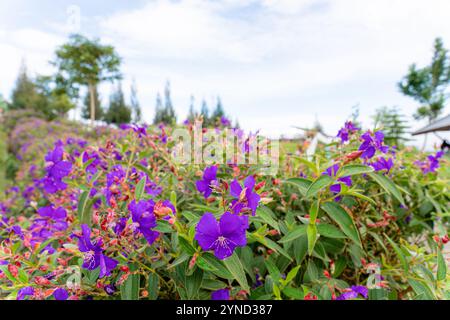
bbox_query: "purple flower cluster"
[230,176,260,216]
[414,151,444,174]
[337,121,360,143]
[195,212,248,260]
[358,131,388,159]
[72,224,118,278]
[323,164,352,201]
[128,200,160,245]
[370,156,394,174]
[40,142,72,194]
[196,166,218,198]
[336,285,368,300]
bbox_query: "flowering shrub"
[0,119,448,300]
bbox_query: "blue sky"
[1,0,449,147]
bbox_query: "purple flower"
[370,156,394,174]
[72,224,118,278]
[196,166,218,198]
[195,212,248,260]
[323,164,352,200]
[104,284,116,296]
[128,200,159,245]
[337,121,360,143]
[358,131,388,159]
[230,176,261,216]
[336,285,368,300]
[415,151,444,174]
[211,288,230,300]
[220,116,231,127]
[53,288,69,300]
[17,286,35,300]
[113,217,128,236]
[45,144,72,179]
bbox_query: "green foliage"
[373,106,410,146]
[398,37,450,122]
[103,83,132,125]
[153,82,177,125]
[82,86,103,120]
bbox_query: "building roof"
[412,114,450,135]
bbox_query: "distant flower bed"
[0,119,448,300]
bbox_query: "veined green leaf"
[307,224,318,256]
[306,175,333,198]
[223,252,250,292]
[255,206,280,231]
[385,235,408,273]
[338,164,374,177]
[368,172,405,205]
[436,249,447,281]
[321,202,361,247]
[317,223,346,239]
[285,178,312,196]
[279,225,308,243]
[135,176,146,201]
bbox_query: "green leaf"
[307,224,318,256]
[223,252,250,292]
[250,234,292,261]
[385,235,408,273]
[264,257,281,283]
[285,178,312,196]
[284,265,301,284]
[305,175,333,198]
[178,235,196,255]
[186,268,203,299]
[321,202,361,247]
[407,278,435,300]
[135,176,146,201]
[342,190,376,205]
[368,172,405,205]
[279,225,308,243]
[201,253,233,279]
[436,249,447,281]
[77,191,95,226]
[255,206,280,231]
[120,264,140,300]
[147,273,159,300]
[196,256,218,272]
[317,223,346,239]
[338,164,374,177]
[283,286,304,299]
[309,200,320,223]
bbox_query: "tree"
[52,34,122,125]
[153,82,177,125]
[200,99,210,126]
[35,75,74,119]
[153,92,164,124]
[398,38,450,123]
[10,61,41,111]
[373,106,410,146]
[211,96,225,123]
[103,83,131,125]
[82,86,102,120]
[130,79,141,123]
[186,95,197,123]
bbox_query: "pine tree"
[10,61,41,110]
[200,99,210,126]
[82,86,103,120]
[211,96,225,124]
[187,95,197,123]
[373,106,410,146]
[130,79,141,123]
[153,92,164,124]
[104,82,131,125]
[164,81,176,125]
